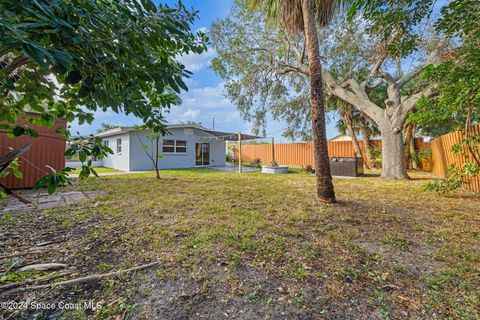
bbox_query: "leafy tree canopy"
[0,0,207,134]
[411,0,480,137]
[0,0,206,193]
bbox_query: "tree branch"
[322,71,384,124]
[399,84,438,122]
[277,63,309,76]
[397,49,443,89]
[369,54,387,78]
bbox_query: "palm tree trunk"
[341,109,363,160]
[302,0,335,202]
[359,112,374,168]
[404,123,413,169]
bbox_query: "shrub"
[250,158,261,168]
[424,165,462,196]
[409,147,431,169]
[369,146,382,168]
[302,164,315,174]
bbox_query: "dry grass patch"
[0,169,478,319]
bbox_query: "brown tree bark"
[358,113,374,169]
[154,135,160,179]
[404,122,413,169]
[302,0,335,202]
[404,123,418,169]
[340,109,363,160]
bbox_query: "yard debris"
[34,241,55,247]
[3,262,159,295]
[18,263,68,272]
[0,271,75,292]
[0,170,478,319]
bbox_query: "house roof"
[94,125,260,141]
[94,126,133,138]
[328,134,382,142]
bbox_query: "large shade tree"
[0,0,206,191]
[213,0,449,180]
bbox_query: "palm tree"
[247,0,337,202]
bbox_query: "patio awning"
[200,129,261,141]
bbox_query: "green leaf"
[47,182,56,195]
[12,126,26,136]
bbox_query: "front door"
[195,143,210,166]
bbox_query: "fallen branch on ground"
[18,263,68,272]
[1,262,159,296]
[0,271,75,292]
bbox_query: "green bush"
[424,165,462,196]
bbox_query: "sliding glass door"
[195,143,210,166]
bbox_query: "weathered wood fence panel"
[429,124,480,192]
[234,126,480,193]
[234,139,421,168]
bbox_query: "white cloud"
[181,108,200,119]
[176,47,216,72]
[180,82,232,110]
[196,27,208,34]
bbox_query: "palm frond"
[246,0,342,33]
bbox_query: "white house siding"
[101,132,130,171]
[191,128,226,168]
[129,128,195,170]
[99,127,226,171]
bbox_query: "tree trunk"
[341,110,363,159]
[358,114,373,169]
[409,125,418,169]
[155,136,160,179]
[363,138,374,169]
[404,123,414,169]
[404,123,418,169]
[302,0,335,202]
[381,128,410,180]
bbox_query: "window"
[116,138,122,154]
[162,139,187,153]
[103,140,109,147]
[175,140,187,153]
[162,139,175,153]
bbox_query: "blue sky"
[70,0,340,141]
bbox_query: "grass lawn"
[69,166,121,174]
[0,169,478,319]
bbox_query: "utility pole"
[212,116,215,130]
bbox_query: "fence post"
[238,132,242,173]
[271,137,276,165]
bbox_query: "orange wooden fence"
[429,124,480,193]
[234,138,424,168]
[234,127,480,192]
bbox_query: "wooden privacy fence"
[234,138,426,168]
[234,127,480,193]
[429,124,480,193]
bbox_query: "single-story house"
[94,124,255,171]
